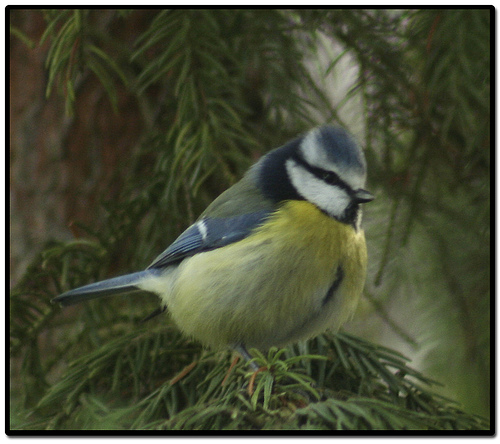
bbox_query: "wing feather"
[147,210,272,269]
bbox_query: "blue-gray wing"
[147,210,272,269]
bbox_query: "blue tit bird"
[52,125,374,369]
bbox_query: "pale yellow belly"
[164,201,367,350]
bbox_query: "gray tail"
[52,269,161,307]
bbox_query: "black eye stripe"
[319,170,342,186]
[291,154,351,192]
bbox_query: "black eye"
[321,171,341,185]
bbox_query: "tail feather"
[52,270,161,307]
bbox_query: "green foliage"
[13,333,487,430]
[10,9,490,430]
[11,329,488,430]
[39,10,129,114]
[411,9,490,156]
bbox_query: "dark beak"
[354,189,375,204]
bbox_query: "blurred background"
[10,8,490,426]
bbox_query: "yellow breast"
[166,200,367,350]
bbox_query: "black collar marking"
[322,265,344,307]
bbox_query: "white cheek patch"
[286,159,351,219]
